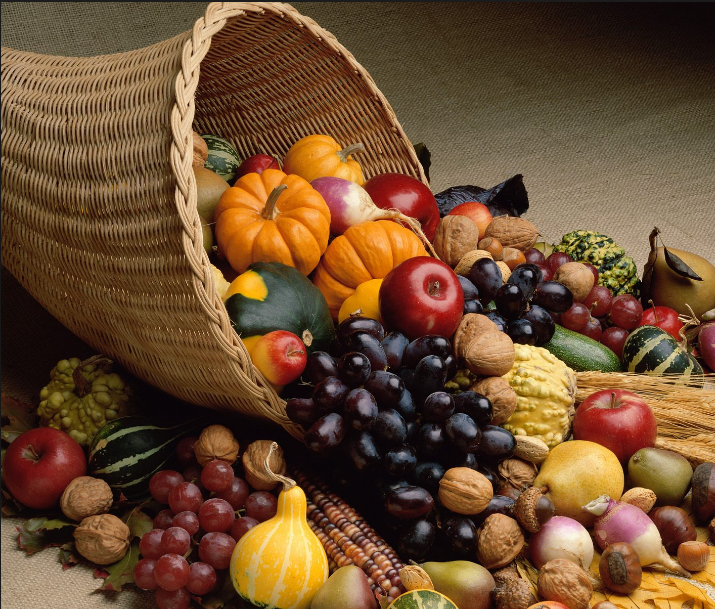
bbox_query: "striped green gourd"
[622,324,703,381]
[88,416,204,498]
[387,590,458,609]
[202,134,241,183]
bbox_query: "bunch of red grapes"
[133,437,279,609]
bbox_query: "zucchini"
[542,324,623,372]
[622,324,703,380]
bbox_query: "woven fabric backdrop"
[2,3,714,608]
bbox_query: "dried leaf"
[1,393,36,444]
[59,541,79,570]
[1,486,22,517]
[120,502,155,540]
[16,516,76,555]
[98,540,140,592]
[664,247,703,281]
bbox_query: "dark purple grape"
[337,352,371,387]
[522,304,556,345]
[380,331,409,371]
[394,389,417,422]
[443,449,478,470]
[312,376,349,412]
[345,332,388,373]
[363,371,405,409]
[328,338,347,359]
[398,368,415,393]
[476,425,517,460]
[532,280,574,313]
[303,351,338,385]
[484,311,507,332]
[457,275,480,301]
[405,420,420,445]
[398,518,436,562]
[384,485,434,519]
[464,299,484,315]
[403,336,452,368]
[443,354,457,382]
[452,391,493,427]
[472,495,516,527]
[442,516,478,557]
[494,284,527,321]
[343,430,381,472]
[506,318,538,345]
[304,412,346,455]
[337,316,385,345]
[507,263,543,300]
[468,258,503,304]
[371,409,407,447]
[445,412,481,453]
[285,397,321,426]
[417,422,446,459]
[410,462,446,495]
[342,388,378,431]
[412,355,449,405]
[383,443,418,477]
[378,478,412,501]
[477,464,499,491]
[422,392,455,423]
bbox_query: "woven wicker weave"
[0,2,426,439]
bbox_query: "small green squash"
[224,261,335,354]
[622,324,703,381]
[387,589,459,609]
[202,134,241,183]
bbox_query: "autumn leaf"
[97,540,140,592]
[1,486,23,517]
[59,541,80,570]
[16,516,76,555]
[0,393,36,445]
[120,502,155,540]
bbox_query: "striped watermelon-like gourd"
[202,134,241,183]
[88,416,203,498]
[622,324,703,380]
[387,589,459,609]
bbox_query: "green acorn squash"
[202,134,241,183]
[224,261,335,354]
[622,324,703,382]
[387,589,458,609]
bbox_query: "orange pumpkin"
[313,220,429,318]
[283,135,365,185]
[214,168,331,276]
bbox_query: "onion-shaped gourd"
[283,134,365,185]
[313,220,429,319]
[387,589,459,609]
[214,168,331,276]
[230,443,328,609]
[338,278,383,324]
[502,344,577,448]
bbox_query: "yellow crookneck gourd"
[230,443,328,609]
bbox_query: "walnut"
[537,559,593,609]
[553,262,595,302]
[242,440,287,491]
[400,565,434,591]
[498,458,538,492]
[453,314,499,362]
[484,216,539,251]
[73,514,130,565]
[454,249,494,276]
[493,575,534,609]
[476,513,525,570]
[512,435,550,465]
[472,377,517,425]
[619,487,657,513]
[192,131,208,167]
[60,476,113,521]
[433,215,480,267]
[463,331,515,377]
[194,424,239,466]
[438,467,493,515]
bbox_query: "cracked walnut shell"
[476,513,525,570]
[242,440,287,491]
[73,514,130,565]
[194,424,239,466]
[60,476,113,521]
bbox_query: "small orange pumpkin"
[214,168,331,276]
[313,220,429,318]
[283,134,365,185]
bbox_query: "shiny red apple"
[638,305,684,340]
[572,389,658,464]
[363,173,440,242]
[235,154,281,179]
[447,201,493,240]
[2,427,87,510]
[379,257,464,340]
[250,330,307,386]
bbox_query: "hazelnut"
[599,542,642,594]
[498,458,538,492]
[502,247,527,270]
[620,487,657,513]
[493,575,534,609]
[73,514,130,565]
[438,467,493,515]
[399,565,434,591]
[553,262,594,302]
[60,476,114,522]
[537,559,593,609]
[194,424,239,466]
[513,485,554,533]
[484,216,539,251]
[512,435,550,465]
[433,215,480,267]
[472,377,518,426]
[478,237,504,261]
[676,540,710,572]
[476,513,525,570]
[242,440,287,491]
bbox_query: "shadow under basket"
[0,2,426,440]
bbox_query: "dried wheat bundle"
[655,435,715,467]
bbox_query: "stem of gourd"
[261,184,288,221]
[263,442,296,490]
[336,142,365,163]
[383,209,440,260]
[73,355,113,398]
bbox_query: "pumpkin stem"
[262,184,288,221]
[263,442,296,490]
[73,355,113,398]
[383,209,440,260]
[336,143,365,164]
[301,329,314,348]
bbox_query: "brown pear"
[310,565,377,609]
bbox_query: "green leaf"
[98,539,140,592]
[59,541,80,570]
[16,516,76,555]
[1,393,37,445]
[43,518,77,531]
[195,573,242,609]
[120,502,155,540]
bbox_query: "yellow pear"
[533,440,624,527]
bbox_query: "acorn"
[514,485,555,533]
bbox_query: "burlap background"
[1,3,714,608]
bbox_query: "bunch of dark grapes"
[133,437,278,609]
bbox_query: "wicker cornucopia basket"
[0,2,427,439]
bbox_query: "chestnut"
[691,462,715,524]
[599,542,642,594]
[648,506,696,554]
[677,540,710,572]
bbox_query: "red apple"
[363,173,440,242]
[638,305,684,340]
[572,389,658,464]
[448,201,493,240]
[235,154,281,180]
[2,427,87,510]
[250,330,307,386]
[379,257,464,340]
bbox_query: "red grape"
[134,558,159,590]
[154,554,190,591]
[182,464,202,485]
[561,303,590,332]
[546,252,572,273]
[186,562,217,596]
[155,586,191,609]
[583,263,599,285]
[201,459,234,493]
[524,248,546,265]
[583,286,612,318]
[535,263,553,283]
[610,295,643,330]
[199,498,236,533]
[172,511,200,536]
[230,516,260,542]
[600,326,630,359]
[175,436,199,467]
[168,482,203,514]
[245,491,278,522]
[198,532,236,570]
[215,476,250,510]
[161,527,191,556]
[153,509,176,530]
[149,470,185,504]
[582,316,603,341]
[139,529,166,560]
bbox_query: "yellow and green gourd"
[387,589,459,609]
[230,443,328,609]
